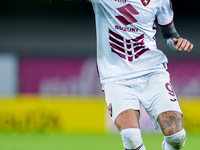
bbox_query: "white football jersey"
[89,0,174,85]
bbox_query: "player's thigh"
[104,82,141,131]
[115,109,140,132]
[142,70,183,130]
[157,111,183,136]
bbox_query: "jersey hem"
[101,67,167,90]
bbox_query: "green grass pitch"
[0,132,199,150]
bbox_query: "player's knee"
[164,129,186,149]
[120,128,145,150]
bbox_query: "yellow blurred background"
[0,96,199,134]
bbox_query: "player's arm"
[160,22,193,52]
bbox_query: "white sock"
[162,129,186,150]
[120,128,146,150]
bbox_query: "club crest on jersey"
[141,0,151,7]
[108,103,113,117]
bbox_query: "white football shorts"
[103,69,182,130]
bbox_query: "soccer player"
[50,0,193,149]
[87,0,193,149]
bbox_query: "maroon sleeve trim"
[158,20,173,27]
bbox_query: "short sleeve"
[157,0,174,27]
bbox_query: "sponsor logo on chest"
[110,0,126,3]
[110,0,151,6]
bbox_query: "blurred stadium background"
[0,0,200,149]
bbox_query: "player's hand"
[173,38,193,52]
